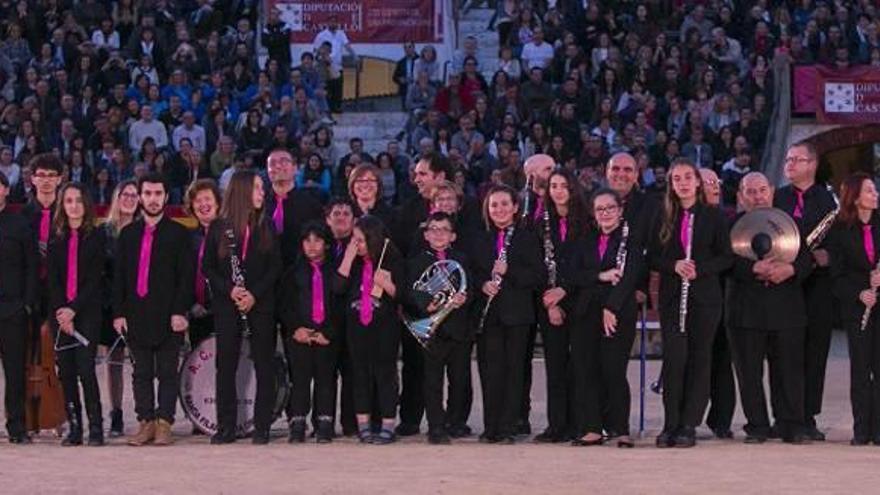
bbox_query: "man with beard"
[114,173,193,446]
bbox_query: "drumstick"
[371,238,391,298]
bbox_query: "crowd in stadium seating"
[1,1,879,208]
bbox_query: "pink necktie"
[66,229,78,302]
[39,208,50,278]
[496,230,505,256]
[598,233,609,260]
[311,261,325,325]
[436,250,446,260]
[533,196,544,221]
[195,231,207,305]
[864,224,875,265]
[241,225,251,262]
[136,224,156,298]
[359,258,374,326]
[793,189,804,219]
[559,217,568,243]
[273,194,286,233]
[680,212,691,251]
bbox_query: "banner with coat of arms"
[793,65,880,124]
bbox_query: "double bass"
[24,318,65,432]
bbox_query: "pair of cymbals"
[730,207,801,263]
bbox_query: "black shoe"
[712,428,734,439]
[316,421,334,444]
[448,424,472,438]
[428,431,451,445]
[394,423,420,436]
[804,426,825,441]
[782,433,807,444]
[744,435,767,444]
[86,405,104,446]
[851,436,870,446]
[571,435,604,447]
[768,424,780,439]
[514,421,531,436]
[673,428,696,448]
[534,429,559,443]
[478,432,498,444]
[655,431,675,448]
[251,429,270,445]
[211,430,237,444]
[8,432,32,444]
[288,421,306,443]
[497,434,516,445]
[109,409,123,437]
[88,426,105,446]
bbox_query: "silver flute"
[478,225,514,332]
[225,228,252,338]
[679,212,695,334]
[861,258,880,331]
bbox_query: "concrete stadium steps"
[458,8,500,81]
[331,111,409,155]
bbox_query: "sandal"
[373,428,396,445]
[357,427,372,444]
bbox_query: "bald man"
[730,172,812,443]
[773,142,837,441]
[697,166,737,439]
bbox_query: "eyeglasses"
[594,205,620,215]
[355,178,378,184]
[426,226,453,233]
[704,179,721,186]
[119,192,139,199]
[34,172,60,179]
[784,156,813,165]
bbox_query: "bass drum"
[179,336,290,437]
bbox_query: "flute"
[679,212,694,334]
[860,258,880,331]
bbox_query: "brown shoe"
[153,419,174,446]
[128,420,156,446]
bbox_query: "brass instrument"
[679,212,694,334]
[225,228,251,338]
[805,184,840,251]
[478,225,514,332]
[404,260,468,347]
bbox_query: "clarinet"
[679,212,695,334]
[224,228,252,338]
[478,225,515,332]
[806,184,840,251]
[861,257,880,332]
[543,207,557,288]
[521,175,534,221]
[615,221,630,275]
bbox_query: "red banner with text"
[271,0,442,44]
[793,65,880,124]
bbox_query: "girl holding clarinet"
[647,159,732,448]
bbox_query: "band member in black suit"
[99,179,139,437]
[265,148,324,267]
[729,172,811,444]
[203,171,282,445]
[325,197,357,436]
[699,167,736,439]
[403,212,471,444]
[48,183,106,446]
[647,159,732,448]
[534,169,590,443]
[830,173,880,445]
[334,215,404,444]
[474,185,547,444]
[574,188,643,448]
[185,180,221,348]
[394,154,454,437]
[348,164,396,229]
[606,152,655,255]
[113,173,194,446]
[281,222,339,444]
[773,142,837,441]
[0,171,37,444]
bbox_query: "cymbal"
[523,154,555,175]
[730,207,801,263]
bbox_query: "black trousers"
[289,341,337,420]
[336,338,357,433]
[577,302,636,436]
[130,335,181,423]
[216,312,276,432]
[521,323,537,427]
[660,304,720,433]
[539,312,572,434]
[423,336,472,433]
[398,327,425,427]
[0,310,27,435]
[847,317,880,439]
[56,327,102,426]
[479,321,529,436]
[347,317,400,420]
[803,274,834,426]
[731,327,804,437]
[327,75,343,113]
[706,322,736,431]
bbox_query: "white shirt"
[92,30,120,50]
[172,124,207,153]
[313,29,351,68]
[521,41,554,70]
[128,118,169,152]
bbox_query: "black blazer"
[394,195,430,256]
[728,211,812,331]
[536,211,593,316]
[583,223,644,318]
[648,203,733,323]
[190,225,213,310]
[331,248,405,326]
[47,227,106,336]
[0,208,37,319]
[20,198,56,285]
[265,188,324,267]
[202,218,282,320]
[113,216,194,346]
[774,183,837,274]
[279,256,340,341]
[403,248,472,342]
[830,216,880,326]
[471,226,547,327]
